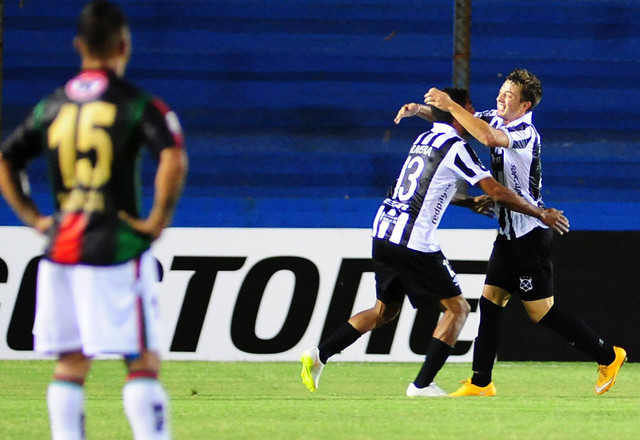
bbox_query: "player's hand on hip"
[118,211,164,241]
[33,215,54,235]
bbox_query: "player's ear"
[73,36,86,56]
[114,28,132,77]
[118,27,132,61]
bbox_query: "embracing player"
[301,87,568,396]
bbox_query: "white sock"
[47,380,85,440]
[123,378,171,440]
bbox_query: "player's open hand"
[423,88,452,111]
[394,103,420,124]
[540,208,570,235]
[469,195,495,217]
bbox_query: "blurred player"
[300,88,568,396]
[0,1,187,438]
[423,68,626,396]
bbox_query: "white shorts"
[33,250,163,357]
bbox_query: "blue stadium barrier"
[1,0,638,230]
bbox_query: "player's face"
[463,98,475,115]
[496,80,530,123]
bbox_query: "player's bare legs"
[522,296,554,322]
[54,351,92,379]
[432,294,470,345]
[347,299,401,333]
[127,350,161,374]
[483,284,511,307]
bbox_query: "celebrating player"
[423,68,626,396]
[301,87,568,396]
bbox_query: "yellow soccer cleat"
[300,347,325,392]
[450,378,497,397]
[595,346,627,395]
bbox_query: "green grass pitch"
[0,360,637,439]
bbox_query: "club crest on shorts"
[519,276,533,292]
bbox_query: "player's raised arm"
[425,87,510,147]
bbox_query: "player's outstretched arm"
[477,176,570,234]
[394,103,433,124]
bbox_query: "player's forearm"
[0,158,42,227]
[490,185,544,219]
[414,104,433,121]
[149,147,188,229]
[447,104,506,147]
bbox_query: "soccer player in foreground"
[0,1,187,438]
[424,69,626,396]
[301,88,569,396]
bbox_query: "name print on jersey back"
[408,143,435,156]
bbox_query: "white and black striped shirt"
[371,123,491,253]
[476,109,546,239]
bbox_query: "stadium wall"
[0,2,638,362]
[0,227,637,362]
[1,1,639,231]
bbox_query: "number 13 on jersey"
[392,156,426,202]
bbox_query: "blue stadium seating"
[1,0,638,230]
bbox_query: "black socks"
[318,322,362,364]
[470,298,616,387]
[538,305,615,365]
[413,338,453,388]
[471,296,504,387]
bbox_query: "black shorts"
[372,238,463,309]
[485,227,553,301]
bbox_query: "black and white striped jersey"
[371,123,491,253]
[476,109,546,239]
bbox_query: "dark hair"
[429,87,470,124]
[505,69,543,110]
[77,1,128,58]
